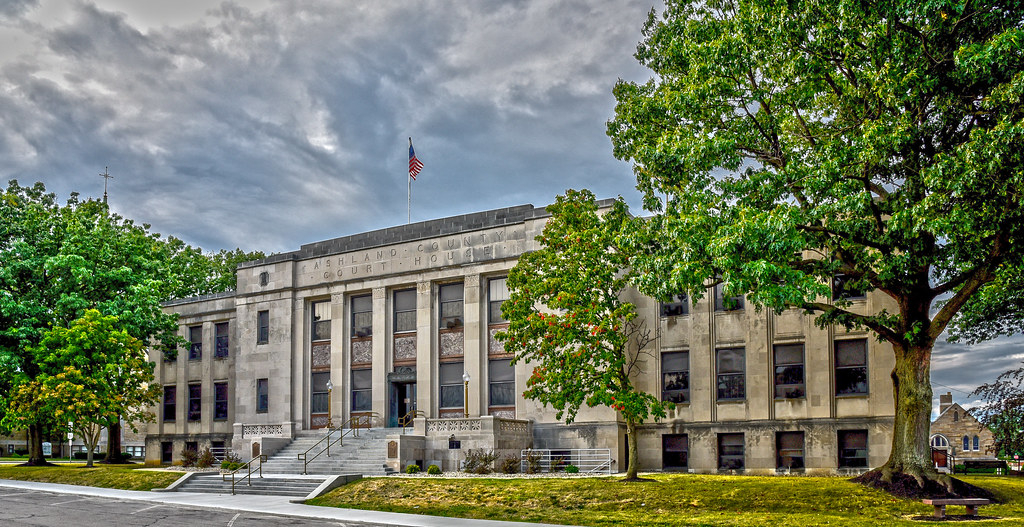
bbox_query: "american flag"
[409,140,423,180]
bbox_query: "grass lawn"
[0,463,181,491]
[307,473,1024,526]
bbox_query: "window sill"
[835,393,870,398]
[774,397,806,402]
[716,399,746,404]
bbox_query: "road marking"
[0,492,30,497]
[227,512,241,527]
[50,498,87,506]
[131,504,163,515]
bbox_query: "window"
[161,441,173,463]
[257,310,269,344]
[351,369,372,411]
[394,289,416,333]
[838,430,868,468]
[973,435,980,451]
[440,283,464,329]
[835,339,868,395]
[718,433,744,470]
[661,351,690,403]
[440,362,465,409]
[214,382,228,420]
[488,277,509,324]
[660,294,688,317]
[832,274,866,301]
[963,436,970,451]
[187,384,201,421]
[776,431,805,470]
[311,372,330,414]
[256,378,268,413]
[931,435,948,448]
[716,348,745,400]
[214,322,229,358]
[489,359,515,407]
[663,434,688,470]
[351,295,372,337]
[714,283,744,311]
[773,344,805,399]
[311,301,330,341]
[163,386,176,422]
[259,271,269,286]
[954,411,959,422]
[125,445,145,458]
[188,326,202,360]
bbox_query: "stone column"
[463,274,483,417]
[330,291,346,423]
[371,287,387,426]
[416,281,433,416]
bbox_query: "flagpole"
[408,138,412,224]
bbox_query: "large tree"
[0,181,178,464]
[607,0,1023,491]
[971,363,1024,458]
[497,190,669,480]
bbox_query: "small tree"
[497,189,669,480]
[971,363,1024,458]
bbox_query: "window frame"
[714,283,744,312]
[187,383,201,422]
[838,429,869,468]
[439,362,465,409]
[776,431,805,471]
[311,300,331,341]
[488,358,515,407]
[256,378,269,413]
[257,310,269,344]
[716,347,746,401]
[718,433,745,470]
[661,351,690,404]
[835,339,869,396]
[310,372,330,414]
[214,381,228,420]
[488,277,509,325]
[773,343,805,399]
[393,289,417,334]
[660,294,689,317]
[351,295,373,338]
[163,385,176,422]
[439,283,465,329]
[662,434,689,470]
[214,322,229,358]
[351,368,372,412]
[188,326,202,360]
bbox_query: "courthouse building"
[146,202,896,474]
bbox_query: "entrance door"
[389,382,417,427]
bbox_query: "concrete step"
[176,475,326,497]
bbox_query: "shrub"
[73,452,89,460]
[180,448,198,468]
[221,461,244,471]
[524,450,542,474]
[196,447,216,468]
[427,464,442,475]
[500,455,520,474]
[565,464,579,474]
[222,451,243,464]
[405,464,421,474]
[463,449,499,474]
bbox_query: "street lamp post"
[326,378,334,429]
[463,372,470,418]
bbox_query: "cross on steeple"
[99,167,113,204]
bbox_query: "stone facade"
[145,202,896,474]
[930,392,996,459]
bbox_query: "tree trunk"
[624,419,639,480]
[24,423,49,466]
[100,420,122,464]
[875,343,951,490]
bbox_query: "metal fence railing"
[520,448,612,474]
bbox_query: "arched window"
[930,435,948,448]
[963,436,970,451]
[973,436,980,451]
[953,411,959,422]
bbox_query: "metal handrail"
[221,454,267,495]
[398,409,425,434]
[297,413,377,474]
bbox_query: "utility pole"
[99,167,113,204]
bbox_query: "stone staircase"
[175,473,326,497]
[260,427,396,476]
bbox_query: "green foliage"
[972,363,1024,457]
[405,464,421,474]
[497,189,668,479]
[462,449,498,474]
[606,0,1024,479]
[427,464,442,475]
[221,461,244,471]
[164,239,265,298]
[565,464,579,474]
[500,456,520,474]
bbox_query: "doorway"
[389,382,417,427]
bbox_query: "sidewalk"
[0,479,564,527]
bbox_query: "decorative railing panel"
[426,418,482,434]
[241,424,284,437]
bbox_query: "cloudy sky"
[1,0,1020,414]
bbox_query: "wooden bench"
[921,498,990,518]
